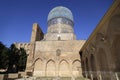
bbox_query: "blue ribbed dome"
[47,6,73,21]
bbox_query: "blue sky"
[0,0,113,47]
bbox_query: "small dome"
[47,6,73,21]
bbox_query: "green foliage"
[8,44,20,72]
[0,42,27,73]
[18,48,27,71]
[0,42,9,69]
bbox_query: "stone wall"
[80,0,120,80]
[14,43,30,55]
[0,73,25,80]
[32,40,85,77]
[30,23,44,42]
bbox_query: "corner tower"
[45,6,76,40]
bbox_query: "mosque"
[15,6,85,78]
[14,0,120,80]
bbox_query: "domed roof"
[47,6,73,21]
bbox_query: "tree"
[18,48,27,71]
[0,42,28,73]
[7,44,19,73]
[0,42,9,69]
[7,44,27,72]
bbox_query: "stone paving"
[15,77,89,80]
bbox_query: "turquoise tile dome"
[47,6,73,22]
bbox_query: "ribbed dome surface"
[47,6,73,21]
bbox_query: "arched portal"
[46,60,56,77]
[72,60,81,77]
[59,60,70,77]
[33,58,43,76]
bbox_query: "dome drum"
[47,17,74,27]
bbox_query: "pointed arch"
[97,48,109,71]
[33,58,43,76]
[72,59,81,77]
[46,59,56,76]
[72,59,81,65]
[59,59,69,63]
[59,59,70,77]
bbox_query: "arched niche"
[111,35,120,72]
[33,58,43,76]
[72,60,81,77]
[106,11,120,72]
[97,48,108,71]
[46,59,56,77]
[90,54,98,80]
[59,59,70,77]
[82,61,86,77]
[85,58,89,77]
[90,54,96,72]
